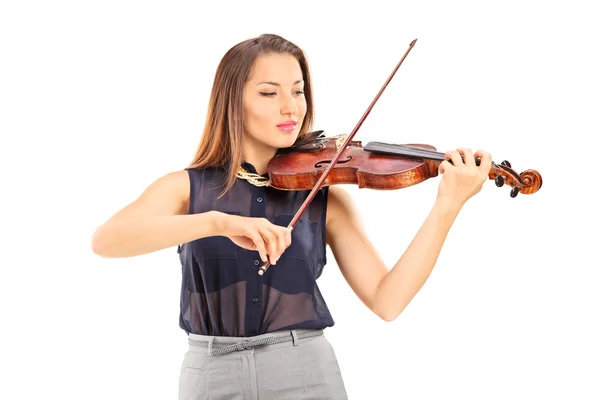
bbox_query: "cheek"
[246,108,273,137]
[252,105,273,123]
[244,99,271,129]
[298,98,308,118]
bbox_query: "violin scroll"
[488,161,542,198]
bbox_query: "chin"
[272,133,299,149]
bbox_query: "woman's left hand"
[436,147,493,208]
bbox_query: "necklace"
[236,166,271,187]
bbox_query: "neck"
[242,136,277,175]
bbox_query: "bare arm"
[326,186,461,321]
[372,200,461,320]
[91,170,220,258]
[326,148,492,321]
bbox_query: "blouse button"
[252,296,259,303]
[254,260,260,266]
[256,197,263,202]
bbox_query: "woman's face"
[242,53,307,152]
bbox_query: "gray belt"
[188,329,324,356]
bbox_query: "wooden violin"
[267,132,542,198]
[257,39,542,275]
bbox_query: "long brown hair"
[187,33,315,197]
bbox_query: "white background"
[1,0,598,399]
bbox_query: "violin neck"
[364,141,488,167]
[364,141,445,161]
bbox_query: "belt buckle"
[236,339,252,351]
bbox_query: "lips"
[276,121,297,128]
[276,120,298,133]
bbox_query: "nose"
[280,92,298,115]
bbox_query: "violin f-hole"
[315,156,352,168]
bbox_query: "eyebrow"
[256,79,304,86]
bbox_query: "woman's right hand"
[218,213,292,265]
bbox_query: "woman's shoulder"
[147,169,192,208]
[149,167,222,213]
[154,169,191,187]
[184,164,227,177]
[107,169,193,219]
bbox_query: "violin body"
[268,137,439,191]
[267,135,543,198]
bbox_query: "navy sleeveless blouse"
[177,161,335,337]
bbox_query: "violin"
[268,132,542,197]
[257,39,542,275]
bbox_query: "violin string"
[366,141,445,159]
[393,146,499,168]
[365,141,499,168]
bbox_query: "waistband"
[188,329,324,356]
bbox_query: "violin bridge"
[335,134,348,150]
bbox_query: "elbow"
[372,288,402,322]
[378,312,399,323]
[91,226,111,257]
[373,303,401,322]
[373,299,407,322]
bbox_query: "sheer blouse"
[177,161,335,337]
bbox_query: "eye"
[259,92,277,97]
[294,90,304,95]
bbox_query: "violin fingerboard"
[364,141,438,160]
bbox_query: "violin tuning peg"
[501,160,511,167]
[495,175,505,187]
[510,187,520,198]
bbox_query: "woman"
[91,33,492,399]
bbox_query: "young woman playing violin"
[91,33,492,399]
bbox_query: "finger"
[248,231,268,263]
[266,226,284,264]
[278,227,292,254]
[445,150,464,167]
[284,226,292,248]
[274,227,288,263]
[474,149,493,174]
[457,148,475,168]
[260,228,278,264]
[438,160,452,174]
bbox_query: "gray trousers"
[178,329,348,399]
